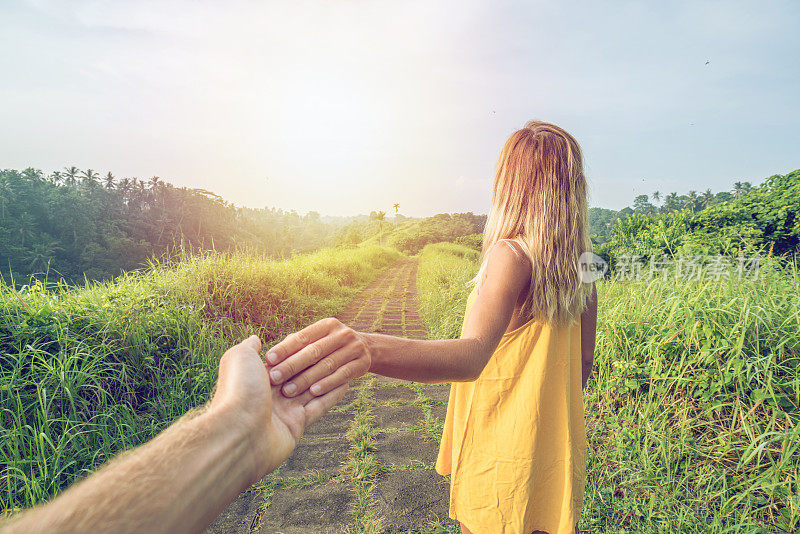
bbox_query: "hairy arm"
[4,406,259,534]
[580,283,597,389]
[3,336,346,534]
[267,242,530,395]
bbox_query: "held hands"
[210,335,349,479]
[266,318,372,398]
[0,335,352,534]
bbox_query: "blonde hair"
[476,120,591,325]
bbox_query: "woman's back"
[436,283,587,534]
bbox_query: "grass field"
[0,245,401,514]
[415,242,800,533]
[3,240,798,533]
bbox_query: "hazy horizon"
[2,0,798,217]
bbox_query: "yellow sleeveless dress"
[435,284,587,534]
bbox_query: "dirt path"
[207,258,456,534]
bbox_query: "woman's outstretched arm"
[267,242,530,397]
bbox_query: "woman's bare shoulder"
[482,240,531,290]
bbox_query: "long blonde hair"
[476,120,591,325]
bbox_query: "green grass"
[345,376,385,533]
[416,242,800,533]
[416,243,478,340]
[409,383,446,446]
[0,245,401,515]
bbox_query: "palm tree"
[28,239,60,271]
[652,191,661,203]
[393,203,400,214]
[663,192,680,213]
[49,170,63,185]
[22,168,44,182]
[701,189,713,209]
[372,210,387,245]
[81,169,99,187]
[128,178,144,208]
[104,172,115,189]
[63,166,79,187]
[685,190,699,213]
[149,176,161,189]
[119,177,131,196]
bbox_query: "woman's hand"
[266,318,372,398]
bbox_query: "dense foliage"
[454,233,482,251]
[588,207,620,243]
[597,169,800,260]
[589,179,761,244]
[0,168,355,284]
[0,245,401,513]
[416,242,799,532]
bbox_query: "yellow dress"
[435,285,587,534]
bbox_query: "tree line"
[0,167,351,284]
[629,181,756,216]
[589,180,760,244]
[596,170,799,260]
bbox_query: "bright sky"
[1,1,798,216]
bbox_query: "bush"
[598,169,800,262]
[455,233,482,251]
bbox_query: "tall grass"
[416,242,800,533]
[416,243,478,340]
[0,246,401,514]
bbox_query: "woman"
[267,120,598,534]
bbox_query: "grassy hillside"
[416,243,799,533]
[0,246,401,514]
[333,213,486,254]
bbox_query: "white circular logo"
[578,252,608,283]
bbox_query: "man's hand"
[2,335,349,534]
[210,335,349,478]
[265,319,371,398]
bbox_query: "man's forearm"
[4,406,261,534]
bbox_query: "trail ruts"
[207,258,455,533]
